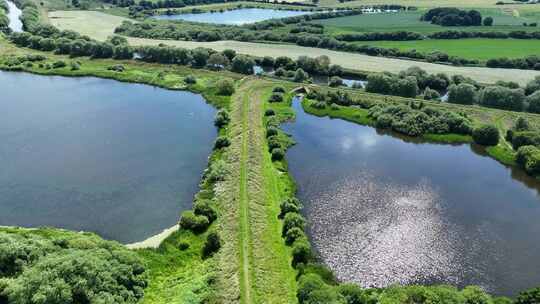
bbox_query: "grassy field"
[319,0,540,9]
[360,38,540,61]
[45,10,540,85]
[317,9,539,34]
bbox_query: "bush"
[294,68,309,82]
[107,64,124,72]
[279,198,302,218]
[179,211,210,232]
[472,125,499,146]
[462,286,493,304]
[52,60,66,68]
[178,241,190,250]
[193,200,217,222]
[269,92,284,103]
[285,227,306,245]
[292,240,312,267]
[265,109,276,116]
[214,109,230,127]
[70,61,80,70]
[202,232,221,258]
[527,91,540,113]
[311,101,326,109]
[329,76,343,87]
[478,86,525,111]
[214,136,231,149]
[282,212,306,236]
[273,86,286,93]
[216,79,235,95]
[184,74,197,84]
[271,148,285,161]
[231,55,255,74]
[511,131,540,150]
[516,287,540,304]
[375,114,393,129]
[483,16,493,26]
[447,83,476,105]
[207,159,228,182]
[267,136,282,152]
[423,87,441,100]
[266,126,279,138]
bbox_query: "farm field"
[360,38,540,61]
[317,10,540,34]
[319,0,540,9]
[47,10,540,85]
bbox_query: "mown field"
[360,38,540,61]
[46,10,540,85]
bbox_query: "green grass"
[358,38,540,61]
[317,10,539,35]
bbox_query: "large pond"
[153,8,311,25]
[6,0,23,32]
[0,71,217,243]
[283,97,540,296]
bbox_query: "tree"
[216,79,235,96]
[213,136,230,149]
[472,125,499,146]
[292,240,312,267]
[191,47,210,67]
[221,49,236,61]
[282,213,306,236]
[207,53,229,70]
[527,91,540,113]
[294,68,309,82]
[329,76,343,87]
[179,211,210,232]
[214,109,231,127]
[231,55,255,74]
[202,232,221,258]
[193,200,217,222]
[483,16,493,26]
[423,87,441,100]
[478,86,525,111]
[366,74,394,95]
[393,76,419,98]
[448,83,477,105]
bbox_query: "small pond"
[0,71,217,243]
[6,0,23,32]
[153,8,311,25]
[283,97,540,296]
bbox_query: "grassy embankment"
[46,10,540,85]
[0,35,302,303]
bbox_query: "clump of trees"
[472,124,500,146]
[421,7,484,26]
[0,230,147,304]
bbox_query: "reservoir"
[0,71,217,243]
[153,8,311,25]
[283,97,540,296]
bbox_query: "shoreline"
[125,225,179,249]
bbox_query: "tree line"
[0,0,8,33]
[421,7,485,26]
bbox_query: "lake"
[153,8,311,25]
[0,71,217,243]
[6,0,23,32]
[283,97,540,296]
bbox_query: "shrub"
[311,101,326,109]
[375,114,393,129]
[265,109,276,116]
[292,240,312,267]
[338,284,367,304]
[285,227,306,245]
[294,68,309,82]
[178,241,190,250]
[483,16,493,26]
[107,64,124,72]
[207,159,228,182]
[179,211,210,232]
[516,287,540,304]
[231,55,255,74]
[478,86,525,111]
[527,91,540,113]
[269,92,284,103]
[472,125,499,146]
[273,86,286,93]
[511,131,540,150]
[329,76,343,87]
[271,148,285,161]
[267,136,282,151]
[423,86,441,100]
[202,232,221,258]
[516,145,538,167]
[184,74,197,84]
[193,200,217,222]
[216,79,235,95]
[214,136,231,149]
[448,83,476,105]
[266,126,279,138]
[70,61,80,70]
[214,109,230,127]
[52,60,66,68]
[462,286,493,304]
[279,198,302,218]
[297,274,325,304]
[282,212,306,236]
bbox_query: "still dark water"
[283,97,540,296]
[0,71,216,243]
[153,8,310,25]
